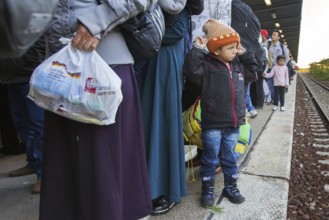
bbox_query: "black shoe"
[168,200,180,211]
[151,196,180,215]
[0,147,11,155]
[201,178,215,207]
[0,147,24,155]
[255,106,263,110]
[222,187,245,204]
[223,175,245,204]
[151,196,170,215]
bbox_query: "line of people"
[0,0,298,219]
[247,28,297,115]
[0,1,194,219]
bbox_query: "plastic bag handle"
[67,42,83,67]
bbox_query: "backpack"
[120,3,165,61]
[182,97,202,148]
[267,41,292,70]
[0,0,58,58]
[267,40,285,56]
[253,45,266,74]
[260,45,268,72]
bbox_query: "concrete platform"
[0,78,296,220]
[150,78,296,220]
[0,154,39,220]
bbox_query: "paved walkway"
[0,78,296,220]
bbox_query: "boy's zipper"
[229,64,238,127]
[218,60,239,127]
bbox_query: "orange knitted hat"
[202,19,240,53]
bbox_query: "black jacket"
[0,37,46,84]
[183,47,257,129]
[231,0,265,73]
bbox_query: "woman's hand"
[72,23,100,51]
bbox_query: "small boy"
[263,55,289,111]
[183,19,258,207]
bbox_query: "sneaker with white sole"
[272,106,278,111]
[280,106,285,111]
[249,110,258,118]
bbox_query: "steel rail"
[304,74,329,92]
[298,73,329,124]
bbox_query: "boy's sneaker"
[201,178,215,207]
[280,106,285,111]
[249,110,258,118]
[223,175,245,204]
[222,186,245,204]
[272,106,278,111]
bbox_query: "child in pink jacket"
[263,55,289,111]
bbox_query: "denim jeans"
[245,83,255,112]
[266,69,274,101]
[7,83,44,178]
[200,128,240,179]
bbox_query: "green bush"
[309,58,329,80]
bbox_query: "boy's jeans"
[200,128,240,179]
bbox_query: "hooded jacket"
[183,47,257,129]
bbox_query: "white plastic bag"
[28,43,123,125]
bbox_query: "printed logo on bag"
[52,61,81,78]
[85,77,97,94]
[84,77,116,95]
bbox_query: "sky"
[298,0,329,67]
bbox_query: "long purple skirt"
[39,64,152,220]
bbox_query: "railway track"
[300,73,329,183]
[287,73,329,219]
[301,74,329,123]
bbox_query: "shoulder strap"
[268,41,285,57]
[280,42,284,56]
